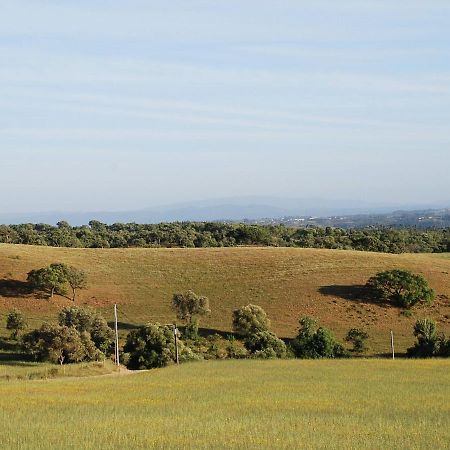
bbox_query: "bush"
[225,337,248,359]
[232,304,271,337]
[345,328,369,353]
[22,323,101,364]
[292,316,348,359]
[124,323,197,369]
[407,318,443,358]
[58,306,114,355]
[6,309,27,340]
[58,306,95,332]
[90,317,115,355]
[245,331,287,359]
[366,270,435,308]
[183,317,199,340]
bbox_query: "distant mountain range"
[0,196,448,227]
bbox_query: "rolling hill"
[0,244,449,355]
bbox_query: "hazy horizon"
[1,1,449,213]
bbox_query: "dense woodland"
[0,221,449,253]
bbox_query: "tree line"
[1,221,449,253]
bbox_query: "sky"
[1,0,449,213]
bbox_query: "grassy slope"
[0,360,118,381]
[0,359,449,449]
[0,244,449,354]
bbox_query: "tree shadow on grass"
[107,321,137,331]
[0,337,34,364]
[319,285,387,306]
[198,327,236,339]
[0,279,33,298]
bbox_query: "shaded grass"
[0,244,449,355]
[0,359,448,449]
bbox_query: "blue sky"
[1,1,449,212]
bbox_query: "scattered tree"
[366,270,435,308]
[27,263,68,298]
[64,266,88,301]
[345,328,369,353]
[6,309,27,340]
[232,304,270,337]
[172,290,210,337]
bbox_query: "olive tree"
[172,290,210,337]
[27,263,69,298]
[64,266,88,301]
[366,270,435,308]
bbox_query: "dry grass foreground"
[0,359,449,449]
[0,244,449,354]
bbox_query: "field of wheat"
[0,359,448,449]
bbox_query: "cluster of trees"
[1,221,449,253]
[6,306,114,364]
[27,263,87,300]
[122,296,372,369]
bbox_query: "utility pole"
[174,323,179,365]
[114,304,120,367]
[390,330,395,360]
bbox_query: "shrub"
[225,337,248,359]
[232,304,270,337]
[6,309,27,340]
[22,323,101,364]
[293,316,348,359]
[245,331,287,359]
[124,323,197,369]
[407,318,441,357]
[90,317,115,355]
[59,306,114,355]
[366,270,435,308]
[183,317,199,340]
[345,328,369,353]
[59,306,95,332]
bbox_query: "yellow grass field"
[0,244,449,354]
[0,359,449,449]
